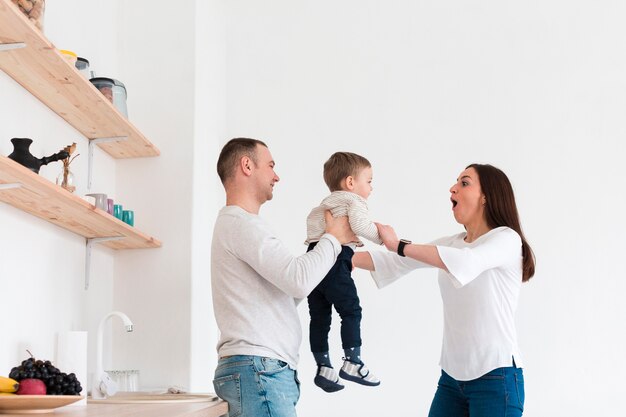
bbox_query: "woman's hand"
[375,222,400,252]
[325,211,357,244]
[376,223,448,270]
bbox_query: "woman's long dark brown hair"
[467,164,535,282]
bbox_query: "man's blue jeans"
[213,355,300,417]
[428,366,525,417]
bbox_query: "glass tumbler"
[106,370,139,392]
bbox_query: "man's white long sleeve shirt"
[211,205,342,368]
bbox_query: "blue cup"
[122,210,134,226]
[113,204,123,220]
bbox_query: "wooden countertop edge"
[0,400,228,417]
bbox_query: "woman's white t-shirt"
[370,226,524,381]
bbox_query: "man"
[211,138,355,417]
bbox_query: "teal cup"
[114,204,123,220]
[122,210,134,226]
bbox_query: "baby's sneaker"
[339,359,380,386]
[314,365,345,393]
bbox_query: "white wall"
[4,2,625,415]
[1,0,198,394]
[0,0,118,387]
[189,0,227,391]
[109,0,197,390]
[200,1,626,416]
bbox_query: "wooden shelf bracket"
[88,136,128,190]
[85,236,125,290]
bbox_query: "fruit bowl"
[0,395,83,414]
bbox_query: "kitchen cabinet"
[0,0,161,250]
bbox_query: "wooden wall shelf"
[0,0,161,253]
[0,0,160,158]
[0,156,161,250]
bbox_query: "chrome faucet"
[92,311,134,399]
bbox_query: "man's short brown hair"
[323,151,371,192]
[217,138,267,185]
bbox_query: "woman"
[353,163,535,417]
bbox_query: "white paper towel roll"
[56,331,87,406]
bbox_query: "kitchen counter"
[0,400,228,417]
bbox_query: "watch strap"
[397,239,411,257]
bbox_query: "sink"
[88,392,220,404]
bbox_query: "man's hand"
[324,211,356,245]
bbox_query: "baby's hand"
[375,222,399,252]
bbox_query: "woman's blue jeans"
[428,366,525,417]
[213,355,300,417]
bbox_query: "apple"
[16,379,46,395]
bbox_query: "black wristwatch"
[397,239,412,257]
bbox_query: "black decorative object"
[7,138,69,174]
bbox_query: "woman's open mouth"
[451,198,458,209]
